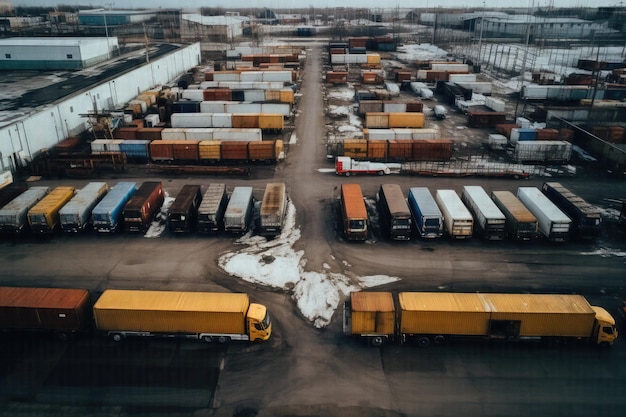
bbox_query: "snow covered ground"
[217,200,400,328]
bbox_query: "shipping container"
[0,183,28,211]
[92,182,137,233]
[231,114,261,129]
[367,140,388,159]
[343,291,395,346]
[149,140,200,162]
[512,141,572,163]
[122,181,165,233]
[198,140,222,162]
[541,182,602,239]
[258,113,284,132]
[387,140,413,161]
[198,183,228,234]
[377,184,411,240]
[93,290,271,342]
[248,141,279,163]
[408,187,443,238]
[59,182,108,233]
[221,141,249,161]
[340,183,368,241]
[224,186,254,234]
[517,187,571,242]
[119,139,151,161]
[467,110,507,128]
[0,286,91,336]
[0,186,49,233]
[28,186,75,234]
[491,191,538,241]
[510,128,538,144]
[168,185,202,233]
[435,190,473,239]
[365,112,389,129]
[259,183,288,237]
[411,139,453,161]
[388,112,425,128]
[461,186,506,240]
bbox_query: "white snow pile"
[218,200,399,328]
[326,85,356,101]
[580,247,626,258]
[393,43,449,62]
[144,194,175,238]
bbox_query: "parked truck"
[335,156,390,176]
[59,182,109,233]
[92,182,137,233]
[224,186,254,234]
[407,187,443,238]
[517,186,571,242]
[340,183,368,241]
[377,184,411,240]
[541,182,602,239]
[435,189,473,239]
[344,291,618,347]
[197,183,228,234]
[93,289,271,343]
[27,186,75,234]
[168,184,202,233]
[123,181,165,233]
[0,286,91,338]
[0,186,49,233]
[461,185,506,240]
[258,182,288,237]
[491,191,538,240]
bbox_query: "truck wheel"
[344,172,351,177]
[202,336,213,343]
[378,170,384,176]
[417,336,431,348]
[434,335,445,344]
[217,336,230,344]
[371,336,385,347]
[111,333,123,342]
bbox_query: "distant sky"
[9,0,623,11]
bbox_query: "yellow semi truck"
[344,291,617,347]
[94,289,271,343]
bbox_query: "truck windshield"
[30,214,45,223]
[254,312,271,331]
[392,219,411,228]
[349,220,366,230]
[518,222,537,231]
[424,218,440,227]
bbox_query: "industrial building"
[0,37,119,70]
[77,9,157,26]
[181,14,250,41]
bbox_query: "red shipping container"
[411,139,453,161]
[535,128,559,141]
[221,141,249,160]
[129,119,144,128]
[172,141,200,161]
[115,127,139,140]
[248,141,276,161]
[405,101,424,112]
[495,124,520,138]
[136,127,164,141]
[387,140,413,160]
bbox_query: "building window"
[69,106,73,113]
[4,54,10,59]
[66,54,73,59]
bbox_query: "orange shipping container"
[232,114,260,128]
[221,141,249,160]
[496,124,520,138]
[248,141,276,161]
[136,127,164,141]
[388,112,425,128]
[198,140,221,161]
[367,140,388,159]
[412,139,453,161]
[258,114,284,131]
[387,140,412,160]
[115,127,139,140]
[535,128,559,141]
[279,89,294,104]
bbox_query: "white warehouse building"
[0,37,119,70]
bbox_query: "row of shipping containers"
[204,70,296,83]
[330,54,382,66]
[170,113,284,131]
[91,139,284,163]
[336,139,453,161]
[172,88,294,104]
[365,112,425,129]
[358,100,424,115]
[198,102,290,116]
[110,127,264,142]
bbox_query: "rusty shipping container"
[359,100,384,115]
[495,124,520,138]
[198,140,222,161]
[123,181,165,233]
[136,127,163,141]
[115,127,139,140]
[248,141,277,162]
[172,140,200,161]
[412,139,453,161]
[326,72,349,84]
[406,101,424,113]
[387,140,413,160]
[0,286,91,333]
[221,141,249,160]
[467,110,507,128]
[232,114,260,129]
[365,112,390,129]
[367,140,388,159]
[536,128,560,141]
[341,139,368,159]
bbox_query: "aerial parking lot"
[1,18,626,417]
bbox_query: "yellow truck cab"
[248,303,272,341]
[591,306,618,346]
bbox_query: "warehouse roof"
[0,37,109,47]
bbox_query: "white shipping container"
[431,63,469,72]
[180,89,205,101]
[171,113,213,128]
[435,189,474,239]
[488,134,508,150]
[416,70,428,80]
[244,90,266,102]
[449,74,477,83]
[91,139,112,154]
[516,117,531,129]
[393,128,413,140]
[262,71,292,82]
[366,129,395,140]
[213,72,240,82]
[411,128,439,140]
[212,128,262,142]
[457,82,492,95]
[239,72,264,82]
[260,103,290,116]
[200,101,228,113]
[144,114,160,127]
[108,140,123,153]
[485,97,506,112]
[383,103,407,113]
[512,141,572,163]
[161,128,188,140]
[211,113,233,128]
[517,186,571,241]
[226,103,262,114]
[184,128,214,140]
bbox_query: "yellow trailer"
[257,113,284,131]
[27,186,75,234]
[198,140,222,162]
[344,292,395,346]
[93,289,271,343]
[388,112,425,128]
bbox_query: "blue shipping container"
[119,140,151,161]
[92,182,137,233]
[408,187,444,238]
